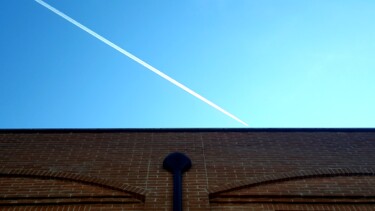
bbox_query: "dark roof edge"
[0,128,375,133]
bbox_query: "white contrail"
[35,0,249,126]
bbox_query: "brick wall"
[0,129,374,210]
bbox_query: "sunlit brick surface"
[0,129,374,210]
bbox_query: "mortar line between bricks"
[200,134,209,189]
[145,160,151,191]
[145,133,153,190]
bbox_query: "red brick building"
[1,128,375,210]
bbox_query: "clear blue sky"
[1,0,374,128]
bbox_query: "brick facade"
[0,129,374,210]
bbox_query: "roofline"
[0,128,375,133]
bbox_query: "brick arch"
[0,167,146,202]
[209,167,375,197]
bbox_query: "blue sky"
[1,0,374,128]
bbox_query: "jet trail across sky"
[35,0,249,126]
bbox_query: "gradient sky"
[1,0,375,128]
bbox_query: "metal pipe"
[163,152,192,211]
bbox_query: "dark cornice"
[0,128,375,134]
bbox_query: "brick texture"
[0,129,374,210]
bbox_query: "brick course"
[0,129,374,210]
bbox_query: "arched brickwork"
[0,168,146,202]
[1,129,375,210]
[209,167,375,197]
